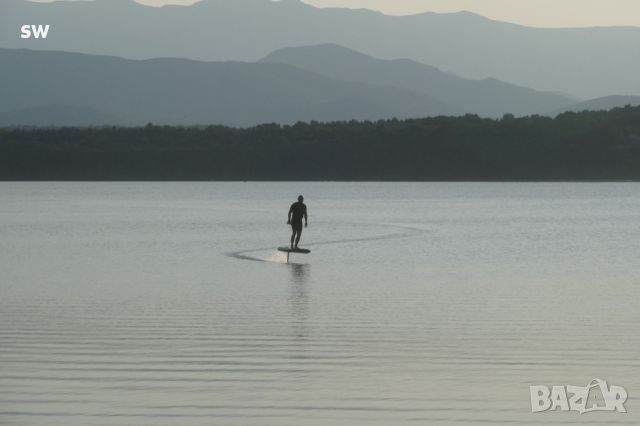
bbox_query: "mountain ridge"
[3,0,640,97]
[0,47,460,127]
[552,95,640,116]
[261,44,577,117]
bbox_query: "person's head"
[298,195,304,202]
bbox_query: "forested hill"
[1,106,640,181]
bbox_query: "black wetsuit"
[289,201,307,248]
[289,202,307,231]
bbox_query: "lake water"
[1,182,639,425]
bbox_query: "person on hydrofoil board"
[287,195,308,249]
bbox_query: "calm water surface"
[1,182,639,425]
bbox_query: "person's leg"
[291,226,296,248]
[294,226,302,248]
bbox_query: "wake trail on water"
[226,223,428,263]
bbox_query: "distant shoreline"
[2,107,640,181]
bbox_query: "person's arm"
[287,205,293,224]
[304,206,308,227]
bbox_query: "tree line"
[1,106,639,180]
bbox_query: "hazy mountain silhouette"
[0,48,459,126]
[2,0,639,98]
[0,105,125,127]
[551,95,640,115]
[261,44,576,117]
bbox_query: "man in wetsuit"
[287,195,308,249]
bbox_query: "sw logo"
[20,25,51,39]
[530,379,627,414]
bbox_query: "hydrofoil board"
[278,247,311,254]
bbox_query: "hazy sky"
[304,0,640,27]
[31,0,640,28]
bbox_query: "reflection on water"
[289,264,310,339]
[1,182,640,426]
